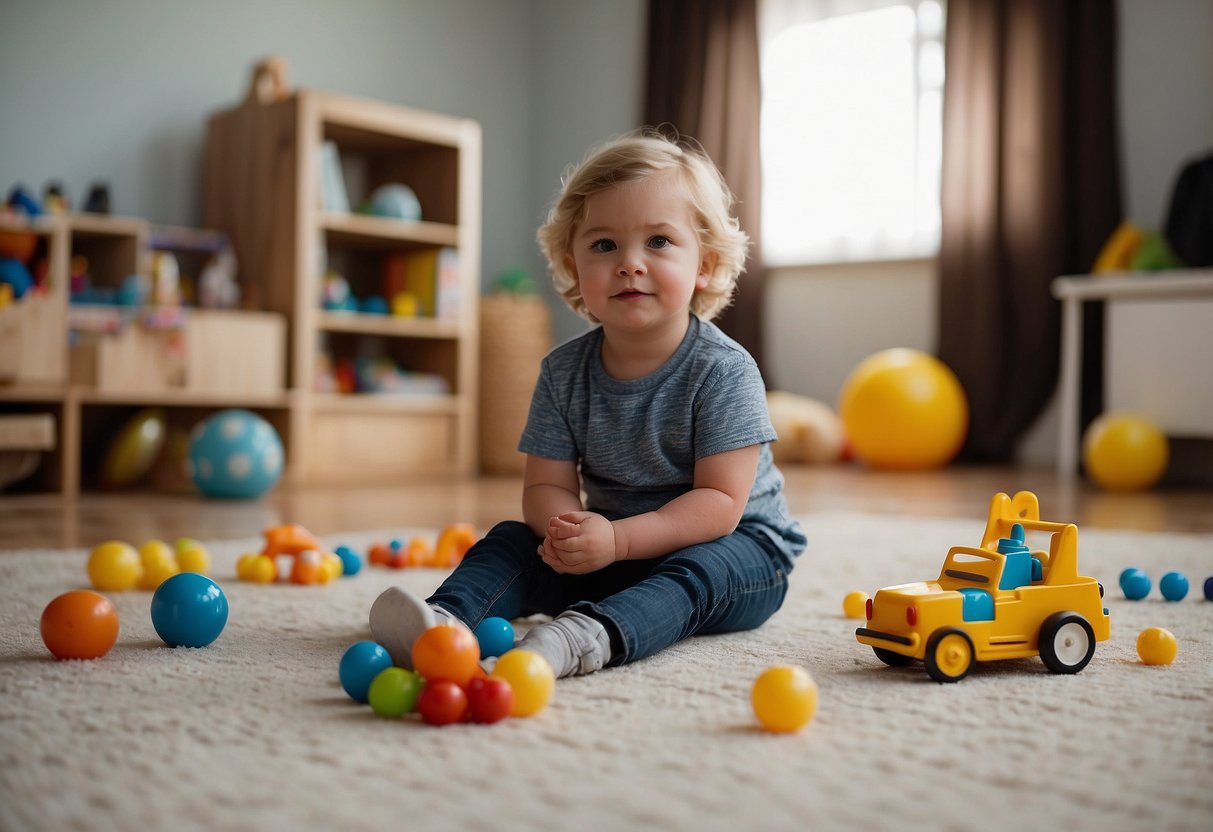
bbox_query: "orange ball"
[411,624,480,687]
[41,590,120,660]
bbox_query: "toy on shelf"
[360,183,421,221]
[366,523,477,570]
[83,181,111,214]
[42,181,69,214]
[187,409,284,499]
[1092,220,1185,273]
[101,407,166,490]
[856,491,1111,683]
[236,523,348,586]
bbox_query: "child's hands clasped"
[538,512,619,574]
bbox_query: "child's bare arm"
[522,454,583,537]
[541,445,760,573]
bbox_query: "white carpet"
[1,512,1210,832]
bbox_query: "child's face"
[566,172,717,333]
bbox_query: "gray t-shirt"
[519,315,805,566]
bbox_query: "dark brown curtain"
[644,0,767,377]
[938,0,1121,461]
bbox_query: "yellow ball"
[87,541,142,591]
[1136,627,1177,666]
[237,553,278,583]
[1082,413,1169,492]
[751,665,818,733]
[174,538,211,574]
[321,552,344,581]
[137,540,179,590]
[491,648,555,717]
[842,591,869,619]
[838,349,968,470]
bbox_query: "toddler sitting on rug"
[370,130,806,678]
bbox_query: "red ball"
[467,676,514,724]
[416,679,468,726]
[41,590,120,660]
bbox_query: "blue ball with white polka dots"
[187,409,284,499]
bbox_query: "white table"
[1051,269,1213,477]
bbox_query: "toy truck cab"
[856,491,1111,682]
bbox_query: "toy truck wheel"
[872,647,913,667]
[924,628,975,683]
[1039,612,1096,674]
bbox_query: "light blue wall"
[0,0,645,327]
[3,0,1207,363]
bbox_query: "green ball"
[367,667,423,718]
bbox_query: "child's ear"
[564,253,579,281]
[696,251,719,289]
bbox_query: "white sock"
[518,610,612,679]
[368,586,438,670]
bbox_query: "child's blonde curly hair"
[537,130,750,323]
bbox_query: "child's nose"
[617,251,646,276]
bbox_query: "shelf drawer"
[307,409,454,480]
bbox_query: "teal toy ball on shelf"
[187,409,284,499]
[361,183,421,221]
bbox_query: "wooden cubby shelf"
[205,89,482,483]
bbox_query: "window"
[760,0,946,265]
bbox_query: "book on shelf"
[318,141,350,213]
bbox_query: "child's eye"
[648,235,671,249]
[590,238,616,253]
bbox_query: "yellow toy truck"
[856,491,1111,683]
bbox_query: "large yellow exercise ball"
[1082,412,1168,492]
[838,349,968,470]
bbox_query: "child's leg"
[370,520,545,668]
[569,527,790,667]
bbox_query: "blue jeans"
[428,520,793,666]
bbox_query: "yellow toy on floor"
[856,491,1111,683]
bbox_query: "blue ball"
[334,545,362,576]
[1159,571,1189,602]
[151,573,229,648]
[1119,567,1151,601]
[474,616,515,659]
[365,183,421,221]
[187,409,284,499]
[339,641,393,702]
[1204,576,1213,602]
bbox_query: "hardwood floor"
[1,464,1210,551]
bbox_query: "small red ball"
[416,679,469,726]
[467,676,514,724]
